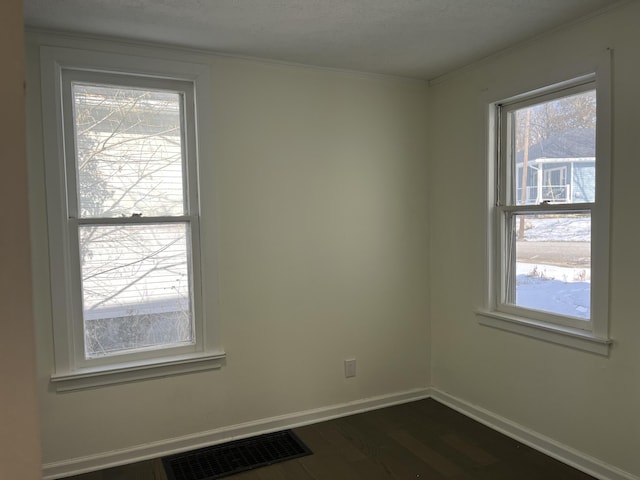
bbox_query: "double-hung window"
[478,64,612,355]
[41,47,224,390]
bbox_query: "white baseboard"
[430,388,638,480]
[42,387,431,479]
[43,387,638,480]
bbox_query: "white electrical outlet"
[344,358,356,378]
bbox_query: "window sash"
[58,69,205,370]
[495,81,599,332]
[495,204,593,330]
[497,80,596,208]
[61,70,197,220]
[70,220,200,366]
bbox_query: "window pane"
[79,223,193,358]
[72,84,185,218]
[511,90,596,205]
[508,212,591,319]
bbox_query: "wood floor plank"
[370,441,449,480]
[277,459,315,480]
[296,452,363,478]
[348,457,395,480]
[441,433,498,467]
[388,429,464,478]
[305,421,368,461]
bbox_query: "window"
[41,47,224,390]
[478,66,612,355]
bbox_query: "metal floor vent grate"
[162,430,312,480]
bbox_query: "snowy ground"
[514,216,591,319]
[523,216,590,242]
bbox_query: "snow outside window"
[41,47,224,390]
[478,68,612,355]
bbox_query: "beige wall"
[429,2,640,476]
[26,35,430,468]
[0,1,42,479]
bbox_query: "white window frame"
[477,53,612,356]
[41,46,225,391]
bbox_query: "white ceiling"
[24,0,624,80]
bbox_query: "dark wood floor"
[66,399,595,480]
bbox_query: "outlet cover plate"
[344,359,356,378]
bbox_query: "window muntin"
[497,83,598,329]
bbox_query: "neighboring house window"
[41,47,224,390]
[478,65,612,355]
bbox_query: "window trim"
[41,46,225,390]
[476,50,612,355]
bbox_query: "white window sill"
[51,351,226,392]
[475,310,611,356]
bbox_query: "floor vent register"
[162,430,312,480]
